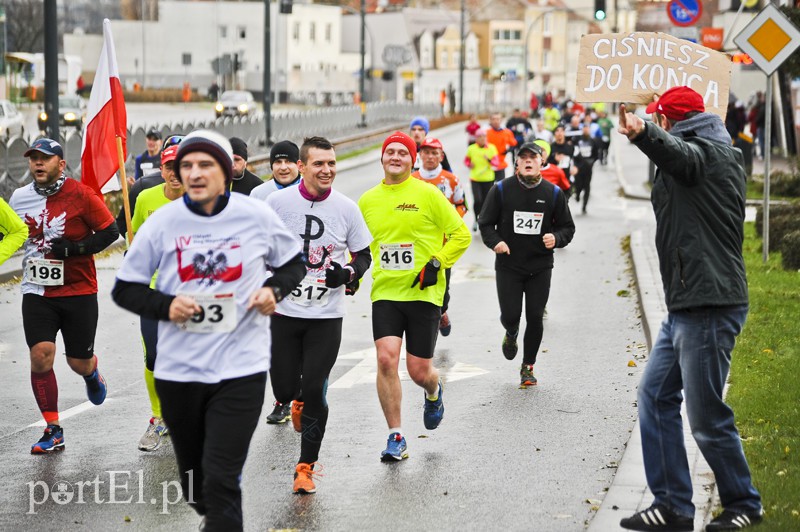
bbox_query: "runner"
[535,140,572,199]
[478,142,575,387]
[464,128,500,231]
[411,136,468,337]
[250,139,302,424]
[129,144,183,452]
[266,136,372,494]
[486,112,517,181]
[0,197,27,265]
[358,131,471,461]
[250,140,302,202]
[409,116,452,172]
[112,130,305,531]
[9,138,118,453]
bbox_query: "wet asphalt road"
[0,126,653,531]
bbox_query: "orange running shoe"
[291,400,304,433]
[293,462,323,494]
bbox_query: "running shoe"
[520,364,538,386]
[502,332,518,360]
[84,369,107,405]
[291,400,304,433]
[439,312,452,336]
[31,424,64,454]
[619,504,693,531]
[266,402,292,424]
[705,509,763,531]
[423,379,444,430]
[380,432,408,462]
[293,462,322,494]
[138,417,169,452]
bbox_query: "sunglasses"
[161,135,184,151]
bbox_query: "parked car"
[214,90,255,118]
[38,95,87,132]
[0,99,25,141]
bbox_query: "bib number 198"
[27,258,64,286]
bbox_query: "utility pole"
[44,0,59,140]
[264,0,272,145]
[459,0,465,114]
[359,0,367,127]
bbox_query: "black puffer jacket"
[632,113,748,311]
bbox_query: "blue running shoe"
[423,380,444,430]
[380,432,408,462]
[31,424,64,454]
[84,369,107,405]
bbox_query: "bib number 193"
[179,293,236,333]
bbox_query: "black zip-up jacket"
[631,113,748,311]
[478,176,575,274]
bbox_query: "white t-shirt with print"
[266,186,372,319]
[116,195,301,383]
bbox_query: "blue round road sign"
[667,0,702,27]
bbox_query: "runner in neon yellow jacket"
[0,197,28,265]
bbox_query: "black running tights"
[496,267,552,365]
[270,315,343,464]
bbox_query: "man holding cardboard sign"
[617,87,763,532]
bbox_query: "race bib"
[26,258,64,286]
[379,243,414,271]
[179,293,236,333]
[287,277,331,307]
[580,145,593,158]
[558,156,571,169]
[513,211,543,235]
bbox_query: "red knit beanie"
[382,131,417,162]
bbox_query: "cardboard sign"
[576,32,731,119]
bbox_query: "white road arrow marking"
[330,349,487,389]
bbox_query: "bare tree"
[6,0,45,53]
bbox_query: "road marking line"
[27,399,111,428]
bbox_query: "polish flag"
[81,19,127,196]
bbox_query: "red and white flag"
[81,19,127,196]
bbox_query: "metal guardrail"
[0,101,442,201]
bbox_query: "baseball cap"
[161,144,179,164]
[146,128,162,140]
[645,86,705,121]
[24,138,64,158]
[517,142,544,158]
[419,137,443,151]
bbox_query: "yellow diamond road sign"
[734,3,800,76]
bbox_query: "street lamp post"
[522,9,554,100]
[459,0,465,114]
[358,0,367,127]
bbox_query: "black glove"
[49,238,86,259]
[411,259,440,289]
[344,278,360,296]
[325,261,352,288]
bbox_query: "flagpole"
[116,138,134,245]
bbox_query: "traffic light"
[594,0,607,21]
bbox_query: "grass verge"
[727,222,800,530]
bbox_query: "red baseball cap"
[419,137,443,151]
[645,86,705,121]
[161,144,179,164]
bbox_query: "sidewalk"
[588,136,717,531]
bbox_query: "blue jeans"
[638,305,761,518]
